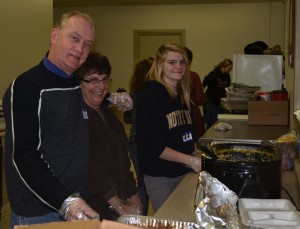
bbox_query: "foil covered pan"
[117,215,197,229]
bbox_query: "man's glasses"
[81,76,111,85]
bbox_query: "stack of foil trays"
[221,83,261,114]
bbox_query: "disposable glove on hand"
[108,92,133,111]
[59,193,99,221]
[129,194,143,215]
[187,156,202,173]
[110,198,142,216]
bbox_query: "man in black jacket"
[3,11,132,227]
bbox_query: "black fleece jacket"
[3,60,89,217]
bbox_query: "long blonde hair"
[146,43,191,110]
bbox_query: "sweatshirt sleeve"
[202,71,214,88]
[9,79,70,211]
[136,92,166,161]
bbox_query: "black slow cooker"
[199,141,282,199]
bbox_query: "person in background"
[244,40,269,54]
[2,11,132,227]
[183,47,206,140]
[136,43,202,212]
[77,52,142,220]
[202,59,232,130]
[123,57,154,215]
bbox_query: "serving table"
[199,119,290,144]
[154,172,198,221]
[154,118,300,221]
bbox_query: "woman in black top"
[203,59,233,130]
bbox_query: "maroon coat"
[190,71,206,139]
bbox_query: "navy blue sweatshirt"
[136,81,195,177]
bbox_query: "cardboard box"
[14,219,138,229]
[248,101,289,125]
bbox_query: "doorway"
[133,29,185,61]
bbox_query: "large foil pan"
[117,215,197,229]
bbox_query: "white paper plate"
[240,210,300,226]
[239,198,296,211]
[238,199,300,228]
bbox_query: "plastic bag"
[275,131,298,171]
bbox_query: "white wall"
[0,0,53,98]
[54,2,285,93]
[294,0,300,111]
[0,0,52,208]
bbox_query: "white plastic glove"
[109,196,141,216]
[108,92,133,111]
[129,194,143,215]
[187,155,202,173]
[59,193,99,221]
[214,122,232,131]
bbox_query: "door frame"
[133,29,185,61]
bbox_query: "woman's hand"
[186,155,202,173]
[129,193,143,215]
[108,194,142,216]
[108,92,133,111]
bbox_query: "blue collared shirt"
[43,56,76,79]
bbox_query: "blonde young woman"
[136,43,202,212]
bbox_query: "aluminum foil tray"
[226,91,258,101]
[230,83,261,94]
[117,215,197,229]
[220,98,248,114]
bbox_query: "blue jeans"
[129,142,149,215]
[11,212,63,229]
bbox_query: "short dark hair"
[184,47,193,63]
[76,52,111,79]
[244,41,268,54]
